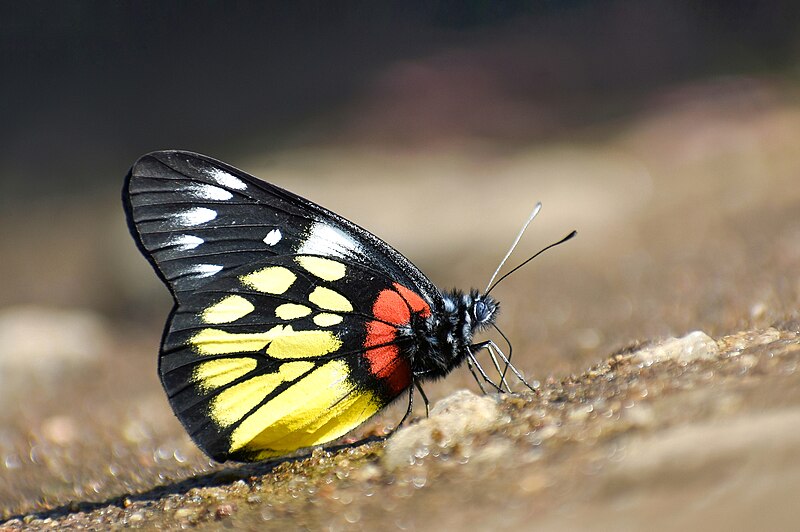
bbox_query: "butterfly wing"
[124,151,438,297]
[124,151,439,461]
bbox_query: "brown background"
[1,2,800,529]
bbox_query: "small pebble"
[383,390,502,470]
[633,331,718,365]
[173,508,195,520]
[215,503,236,519]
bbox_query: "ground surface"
[1,78,799,530]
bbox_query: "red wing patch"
[372,289,410,325]
[394,283,431,317]
[363,283,431,396]
[364,343,410,394]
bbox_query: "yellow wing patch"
[191,326,285,355]
[265,326,342,359]
[193,357,257,391]
[240,266,296,294]
[260,389,379,456]
[313,313,343,327]
[228,359,381,455]
[296,256,346,281]
[309,286,353,312]
[275,303,312,320]
[191,324,341,359]
[202,295,255,324]
[210,361,313,427]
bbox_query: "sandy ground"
[1,78,800,530]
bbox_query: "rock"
[632,331,718,365]
[719,328,782,354]
[608,408,800,481]
[215,503,236,519]
[382,390,503,470]
[173,508,196,521]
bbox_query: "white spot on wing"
[263,229,282,246]
[207,168,247,190]
[173,207,216,226]
[185,183,233,201]
[298,223,361,258]
[169,234,204,251]
[186,264,223,278]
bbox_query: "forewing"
[123,150,439,301]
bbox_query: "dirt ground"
[1,77,800,530]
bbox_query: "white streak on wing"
[263,229,282,246]
[185,264,223,278]
[207,168,247,190]
[173,207,217,226]
[297,222,361,258]
[168,234,204,251]
[185,183,233,201]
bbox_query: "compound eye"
[474,300,488,322]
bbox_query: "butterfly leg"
[485,339,536,392]
[466,357,489,394]
[395,384,415,430]
[492,324,515,386]
[484,341,512,392]
[414,380,430,417]
[391,379,430,435]
[467,349,505,393]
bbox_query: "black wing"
[123,150,439,300]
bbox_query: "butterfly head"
[471,292,499,331]
[441,289,499,340]
[410,288,498,381]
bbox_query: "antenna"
[485,230,577,296]
[484,203,542,293]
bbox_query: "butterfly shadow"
[2,435,386,525]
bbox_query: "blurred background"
[2,0,800,527]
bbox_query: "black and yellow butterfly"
[123,151,571,462]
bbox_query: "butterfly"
[123,150,574,462]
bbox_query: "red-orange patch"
[363,284,430,397]
[364,342,411,396]
[372,289,410,325]
[365,320,395,347]
[394,283,431,318]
